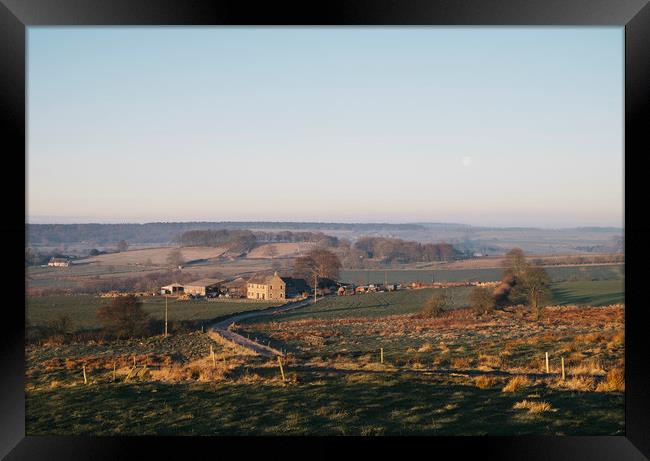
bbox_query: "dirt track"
[209,297,321,357]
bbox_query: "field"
[25,304,624,435]
[26,295,282,332]
[341,264,624,285]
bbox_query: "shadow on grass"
[25,373,623,436]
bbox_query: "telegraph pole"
[314,273,317,303]
[164,294,168,337]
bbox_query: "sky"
[27,27,624,228]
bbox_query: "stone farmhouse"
[247,272,310,301]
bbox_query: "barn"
[183,278,222,297]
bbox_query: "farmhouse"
[48,257,70,267]
[247,272,310,300]
[183,278,222,297]
[160,283,184,296]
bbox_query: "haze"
[27,27,624,228]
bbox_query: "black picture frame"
[2,0,648,458]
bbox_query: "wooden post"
[133,356,136,367]
[277,356,286,382]
[165,295,168,337]
[82,364,87,385]
[561,357,566,381]
[113,362,116,382]
[545,352,549,374]
[211,346,216,368]
[380,348,384,364]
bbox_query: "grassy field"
[25,305,624,435]
[26,295,282,331]
[242,280,624,326]
[551,280,624,306]
[341,264,624,285]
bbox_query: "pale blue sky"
[27,27,624,227]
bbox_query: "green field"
[551,280,624,306]
[26,295,282,331]
[245,280,624,325]
[341,264,624,285]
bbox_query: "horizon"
[28,27,623,228]
[25,215,623,231]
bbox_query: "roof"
[49,257,69,262]
[223,277,246,288]
[247,272,283,285]
[183,278,223,288]
[161,283,184,289]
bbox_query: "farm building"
[247,272,310,301]
[183,278,222,297]
[160,283,184,296]
[222,277,247,298]
[48,257,70,267]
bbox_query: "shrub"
[470,286,495,315]
[96,295,151,339]
[421,291,451,318]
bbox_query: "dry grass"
[569,358,606,376]
[551,376,596,392]
[513,400,555,414]
[149,358,229,383]
[596,367,625,392]
[474,375,499,389]
[502,376,533,393]
[451,357,473,369]
[417,342,434,353]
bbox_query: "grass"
[551,280,624,306]
[26,295,282,331]
[25,372,623,436]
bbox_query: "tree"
[498,248,531,305]
[293,248,342,286]
[97,295,151,339]
[520,266,551,320]
[167,248,185,267]
[421,290,452,318]
[117,240,129,252]
[470,286,495,316]
[502,248,528,279]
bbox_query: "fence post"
[278,356,286,382]
[561,357,565,381]
[380,348,384,364]
[113,362,116,382]
[82,364,87,385]
[545,352,549,374]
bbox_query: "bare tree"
[166,248,185,267]
[521,266,552,320]
[117,240,129,252]
[293,248,342,285]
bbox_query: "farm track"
[209,297,327,357]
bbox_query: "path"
[208,296,322,357]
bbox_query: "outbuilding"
[183,278,222,297]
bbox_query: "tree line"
[354,237,460,264]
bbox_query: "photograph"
[24,26,625,436]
